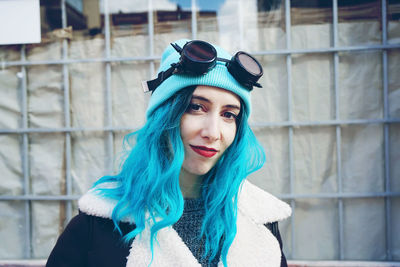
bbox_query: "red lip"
[190,145,218,158]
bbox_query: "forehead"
[192,85,241,107]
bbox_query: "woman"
[46,39,291,267]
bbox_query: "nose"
[200,114,220,142]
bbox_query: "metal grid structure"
[0,0,399,261]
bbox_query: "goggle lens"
[185,41,215,62]
[238,53,262,75]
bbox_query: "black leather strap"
[145,65,176,92]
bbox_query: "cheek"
[180,114,191,141]
[180,114,205,141]
[223,123,237,148]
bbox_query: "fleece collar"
[78,180,291,224]
[78,181,291,267]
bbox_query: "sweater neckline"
[183,198,204,212]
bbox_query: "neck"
[179,169,203,198]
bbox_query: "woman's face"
[180,85,241,176]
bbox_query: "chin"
[188,167,212,176]
[182,162,215,176]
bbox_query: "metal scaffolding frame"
[0,0,399,261]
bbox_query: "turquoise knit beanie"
[145,39,252,118]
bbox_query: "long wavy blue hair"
[94,85,266,266]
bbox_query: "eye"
[222,111,238,121]
[190,103,201,110]
[187,103,204,113]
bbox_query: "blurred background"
[0,0,399,266]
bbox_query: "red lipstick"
[190,145,218,158]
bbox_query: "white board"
[0,0,41,45]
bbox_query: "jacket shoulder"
[78,183,135,223]
[46,212,90,267]
[78,188,118,219]
[238,180,292,224]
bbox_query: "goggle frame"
[142,40,263,93]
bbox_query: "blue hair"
[94,86,265,266]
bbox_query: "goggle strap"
[141,80,150,93]
[142,65,176,93]
[171,43,183,53]
[216,57,229,63]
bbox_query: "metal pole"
[2,43,400,68]
[285,0,295,258]
[381,0,392,261]
[104,0,114,173]
[1,118,400,135]
[332,0,344,260]
[2,190,399,201]
[238,0,244,50]
[148,0,155,78]
[20,45,32,259]
[61,0,72,225]
[191,0,197,39]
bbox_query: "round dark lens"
[238,53,261,75]
[186,42,215,61]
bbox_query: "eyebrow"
[191,95,241,111]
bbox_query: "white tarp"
[0,19,399,260]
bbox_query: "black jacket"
[47,212,287,267]
[47,181,291,267]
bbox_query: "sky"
[167,0,226,11]
[100,0,227,13]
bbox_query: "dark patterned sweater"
[173,198,221,267]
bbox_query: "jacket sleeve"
[46,212,90,267]
[265,222,288,267]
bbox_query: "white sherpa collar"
[237,181,292,224]
[79,180,291,224]
[78,181,291,267]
